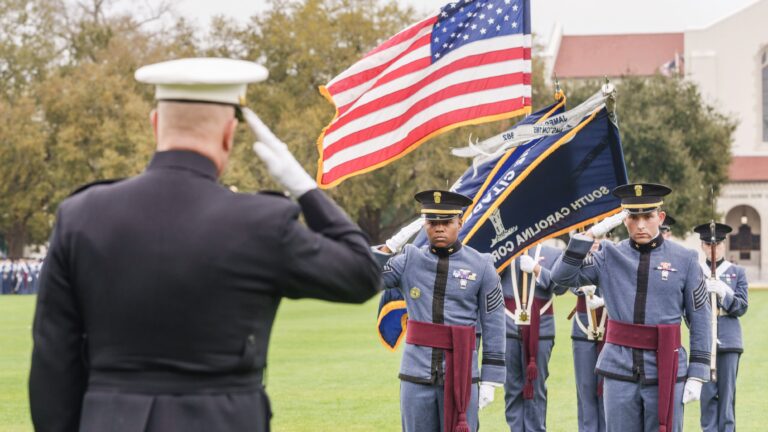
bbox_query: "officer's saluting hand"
[243,108,316,198]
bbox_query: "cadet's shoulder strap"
[69,179,124,197]
[716,260,732,278]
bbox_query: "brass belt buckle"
[515,309,530,326]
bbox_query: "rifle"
[708,187,718,382]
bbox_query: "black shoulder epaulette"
[258,190,289,199]
[69,179,124,197]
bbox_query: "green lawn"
[2,291,766,431]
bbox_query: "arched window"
[726,205,761,265]
[763,49,768,142]
[731,224,761,260]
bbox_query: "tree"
[0,0,179,258]
[0,93,50,258]
[0,0,63,258]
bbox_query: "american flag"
[316,0,532,188]
[659,52,684,77]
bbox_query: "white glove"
[589,210,629,238]
[586,295,605,310]
[243,108,317,197]
[385,218,424,253]
[579,285,596,297]
[706,279,733,300]
[519,254,537,274]
[682,378,703,404]
[478,383,496,410]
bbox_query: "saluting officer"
[28,58,381,432]
[376,190,506,432]
[568,235,607,432]
[500,244,566,432]
[693,223,749,432]
[551,183,712,432]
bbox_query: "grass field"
[2,292,766,431]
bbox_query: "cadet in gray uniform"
[693,223,749,432]
[569,237,607,432]
[551,183,712,432]
[375,190,505,432]
[501,244,566,431]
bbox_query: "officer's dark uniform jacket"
[29,150,381,432]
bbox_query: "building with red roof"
[552,33,683,79]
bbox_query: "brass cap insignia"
[433,191,442,204]
[634,185,643,197]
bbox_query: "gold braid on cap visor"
[621,201,663,210]
[421,209,464,215]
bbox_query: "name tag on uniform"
[453,269,477,289]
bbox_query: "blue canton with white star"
[430,0,529,63]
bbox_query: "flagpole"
[521,248,529,321]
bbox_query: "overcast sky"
[165,0,758,44]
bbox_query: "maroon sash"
[605,319,681,432]
[504,297,553,399]
[405,320,475,432]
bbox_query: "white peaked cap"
[135,58,268,106]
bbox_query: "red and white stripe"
[317,14,531,187]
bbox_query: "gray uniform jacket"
[378,243,506,384]
[701,260,748,352]
[29,150,382,432]
[501,245,567,339]
[551,234,712,383]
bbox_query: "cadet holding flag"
[693,222,748,432]
[375,190,505,432]
[500,244,566,432]
[568,235,607,432]
[551,183,712,432]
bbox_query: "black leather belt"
[88,369,264,394]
